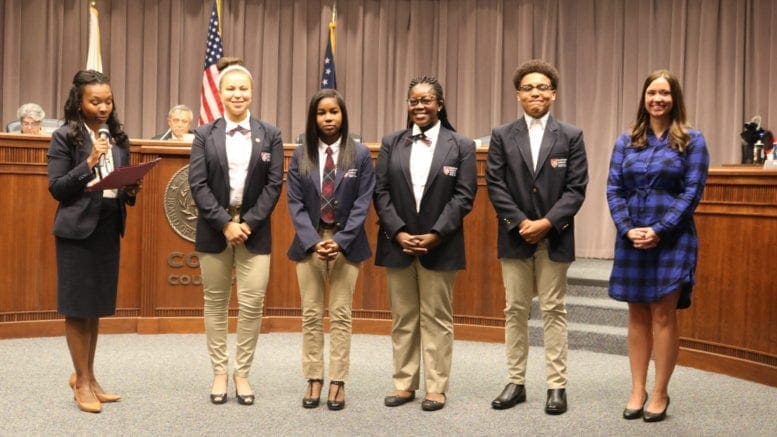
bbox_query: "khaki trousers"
[199,244,270,377]
[296,229,359,381]
[387,258,457,394]
[501,242,570,388]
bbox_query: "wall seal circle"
[163,165,198,243]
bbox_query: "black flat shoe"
[302,379,322,408]
[327,381,345,411]
[545,388,567,415]
[210,393,227,404]
[623,391,648,420]
[491,383,526,409]
[643,396,670,422]
[421,394,446,412]
[384,391,416,407]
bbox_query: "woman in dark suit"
[47,70,140,413]
[374,76,477,411]
[189,59,284,405]
[287,89,374,410]
[607,70,709,422]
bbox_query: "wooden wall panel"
[678,167,777,386]
[2,134,774,387]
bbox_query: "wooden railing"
[1,134,774,386]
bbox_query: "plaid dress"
[606,128,709,309]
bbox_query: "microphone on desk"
[98,124,110,168]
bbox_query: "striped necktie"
[320,146,336,224]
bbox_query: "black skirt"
[56,198,121,318]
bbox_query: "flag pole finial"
[332,3,337,22]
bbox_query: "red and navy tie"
[320,146,336,224]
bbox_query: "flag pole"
[216,0,222,34]
[330,3,337,55]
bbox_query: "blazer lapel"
[312,157,322,195]
[422,128,453,199]
[245,118,264,180]
[213,119,230,182]
[513,119,535,176]
[398,131,414,192]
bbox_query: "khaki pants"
[199,245,270,377]
[296,229,359,381]
[387,258,457,394]
[501,242,570,388]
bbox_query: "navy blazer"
[189,117,284,254]
[47,125,135,239]
[486,115,588,263]
[373,127,477,270]
[286,140,375,263]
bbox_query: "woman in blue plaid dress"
[606,70,709,422]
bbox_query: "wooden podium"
[1,134,774,386]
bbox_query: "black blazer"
[374,127,477,270]
[188,117,284,254]
[286,141,375,263]
[47,125,135,239]
[486,116,588,263]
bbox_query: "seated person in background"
[17,103,45,134]
[153,104,194,141]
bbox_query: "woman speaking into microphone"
[47,70,141,413]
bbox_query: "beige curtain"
[2,0,775,258]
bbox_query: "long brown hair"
[630,69,690,152]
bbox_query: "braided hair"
[406,75,455,131]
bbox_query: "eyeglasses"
[407,97,436,107]
[517,84,554,93]
[21,121,41,127]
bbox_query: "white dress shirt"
[225,113,252,206]
[409,121,441,212]
[525,112,549,171]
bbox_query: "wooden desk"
[1,134,774,386]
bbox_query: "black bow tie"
[228,125,250,136]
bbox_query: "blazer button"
[333,200,339,206]
[532,187,538,193]
[335,222,342,228]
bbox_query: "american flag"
[199,2,224,125]
[320,19,337,89]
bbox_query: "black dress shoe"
[622,391,648,420]
[327,381,345,411]
[491,383,526,410]
[421,394,446,411]
[384,391,415,407]
[545,388,567,415]
[302,379,322,408]
[643,396,670,422]
[210,393,227,404]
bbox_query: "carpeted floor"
[1,333,774,436]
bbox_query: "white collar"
[318,136,342,153]
[524,112,550,129]
[412,120,441,142]
[225,112,251,132]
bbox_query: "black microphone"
[98,124,110,168]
